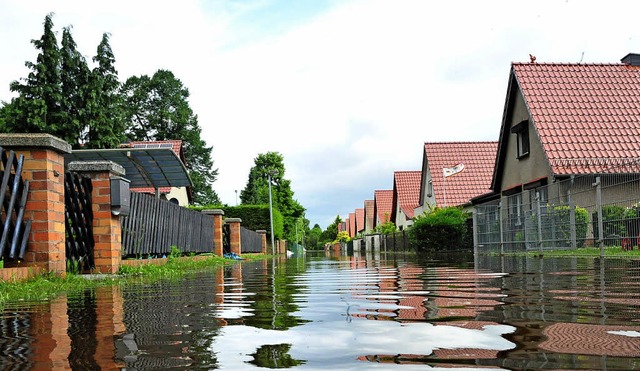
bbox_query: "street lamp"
[235,190,238,206]
[267,169,278,255]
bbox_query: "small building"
[390,171,421,230]
[373,190,393,228]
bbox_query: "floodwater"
[1,251,640,370]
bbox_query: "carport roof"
[65,147,192,189]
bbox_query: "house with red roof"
[348,212,356,238]
[390,171,422,230]
[374,190,393,227]
[127,140,193,206]
[364,200,375,233]
[415,141,497,217]
[474,53,640,246]
[355,208,365,235]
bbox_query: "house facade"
[475,53,640,250]
[373,190,393,228]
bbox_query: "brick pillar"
[68,160,126,274]
[0,133,71,275]
[202,209,224,256]
[226,218,242,256]
[256,230,267,254]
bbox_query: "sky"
[2,0,640,229]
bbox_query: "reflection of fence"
[121,192,214,257]
[475,163,640,253]
[241,227,262,253]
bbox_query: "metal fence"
[121,192,214,257]
[0,148,31,262]
[474,163,640,253]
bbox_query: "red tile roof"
[355,208,365,233]
[349,213,356,238]
[364,200,374,231]
[424,142,497,207]
[393,171,421,219]
[513,61,640,174]
[374,190,393,224]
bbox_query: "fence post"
[499,200,504,254]
[472,209,478,255]
[569,190,577,249]
[594,176,604,257]
[68,161,126,274]
[536,191,543,253]
[226,218,242,256]
[202,209,224,256]
[0,133,71,276]
[257,230,267,254]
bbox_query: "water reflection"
[0,253,640,369]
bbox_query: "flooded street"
[2,251,640,370]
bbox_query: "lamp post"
[235,190,238,206]
[267,170,278,255]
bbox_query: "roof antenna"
[579,51,584,63]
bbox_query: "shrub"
[592,205,626,246]
[548,205,588,248]
[409,207,471,251]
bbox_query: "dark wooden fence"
[64,172,94,270]
[240,226,262,253]
[0,148,31,262]
[121,192,214,257]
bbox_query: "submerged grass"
[0,253,268,307]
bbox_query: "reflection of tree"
[242,259,310,331]
[247,343,305,368]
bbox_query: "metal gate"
[64,172,94,271]
[0,148,31,261]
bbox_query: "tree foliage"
[240,152,305,242]
[121,70,220,205]
[2,14,125,148]
[319,215,342,246]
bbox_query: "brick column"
[202,209,224,256]
[68,160,126,274]
[225,218,242,256]
[256,230,267,254]
[0,133,70,275]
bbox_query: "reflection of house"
[476,54,640,211]
[414,141,497,216]
[373,190,393,228]
[126,140,192,206]
[390,171,421,230]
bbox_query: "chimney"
[621,53,640,66]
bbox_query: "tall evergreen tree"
[83,33,126,148]
[6,13,66,139]
[240,152,305,242]
[60,26,90,145]
[121,70,220,205]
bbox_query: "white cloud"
[2,0,640,227]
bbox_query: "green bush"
[190,204,284,239]
[549,205,588,248]
[592,205,626,246]
[409,207,471,251]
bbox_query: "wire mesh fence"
[474,160,640,254]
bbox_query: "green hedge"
[409,207,471,251]
[190,204,284,239]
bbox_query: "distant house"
[373,190,393,228]
[414,141,497,216]
[474,53,640,244]
[390,171,421,230]
[364,200,375,233]
[126,140,192,206]
[355,208,365,235]
[349,212,356,238]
